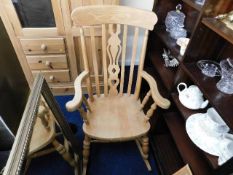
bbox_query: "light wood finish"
[70,0,119,10]
[51,0,65,35]
[29,108,55,155]
[32,70,70,83]
[102,24,108,96]
[28,99,76,168]
[1,0,22,36]
[141,71,171,109]
[1,0,119,92]
[135,139,152,171]
[71,5,158,30]
[90,26,100,96]
[107,24,121,96]
[26,54,68,70]
[22,28,58,37]
[67,5,170,174]
[127,27,139,95]
[0,1,33,85]
[72,26,102,37]
[173,164,193,175]
[82,135,90,175]
[79,28,94,101]
[66,71,89,112]
[50,83,75,95]
[20,38,66,55]
[60,0,78,81]
[119,25,127,96]
[83,94,150,140]
[141,90,152,110]
[134,30,149,99]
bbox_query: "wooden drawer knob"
[45,61,51,67]
[49,75,55,81]
[41,44,47,51]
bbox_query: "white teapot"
[177,82,209,110]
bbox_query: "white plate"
[186,113,222,156]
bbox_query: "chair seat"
[29,112,55,155]
[83,94,150,141]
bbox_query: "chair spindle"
[90,26,100,96]
[102,24,108,96]
[134,30,149,99]
[127,27,139,95]
[140,90,151,110]
[145,102,157,121]
[119,24,128,95]
[79,27,94,101]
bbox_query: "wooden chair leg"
[136,135,152,171]
[82,135,91,175]
[52,139,76,167]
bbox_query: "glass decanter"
[165,4,185,32]
[170,27,187,40]
[216,58,233,94]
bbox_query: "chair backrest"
[71,5,157,100]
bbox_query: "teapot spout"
[200,100,209,109]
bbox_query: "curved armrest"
[141,71,171,109]
[66,71,89,112]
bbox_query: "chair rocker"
[66,5,170,175]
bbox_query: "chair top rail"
[71,5,157,30]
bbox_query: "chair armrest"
[141,71,171,109]
[66,71,89,112]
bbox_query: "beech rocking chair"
[66,5,170,175]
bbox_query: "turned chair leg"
[83,135,91,175]
[141,136,149,160]
[136,135,152,171]
[52,139,76,167]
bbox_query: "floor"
[27,95,158,175]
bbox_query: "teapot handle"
[177,82,187,94]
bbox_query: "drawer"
[32,70,70,83]
[20,38,65,55]
[27,54,68,70]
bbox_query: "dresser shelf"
[182,0,203,11]
[164,112,212,175]
[202,18,233,45]
[171,93,219,169]
[148,0,233,174]
[181,63,233,129]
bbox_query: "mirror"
[2,74,81,175]
[12,0,56,28]
[0,17,30,174]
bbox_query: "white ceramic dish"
[186,113,224,156]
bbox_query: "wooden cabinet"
[147,0,233,175]
[20,38,66,54]
[26,54,68,70]
[0,0,119,94]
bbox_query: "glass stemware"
[216,58,233,94]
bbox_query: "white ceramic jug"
[177,82,209,109]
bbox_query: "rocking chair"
[66,5,170,175]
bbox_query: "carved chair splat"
[66,5,171,175]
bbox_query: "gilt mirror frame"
[3,74,82,175]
